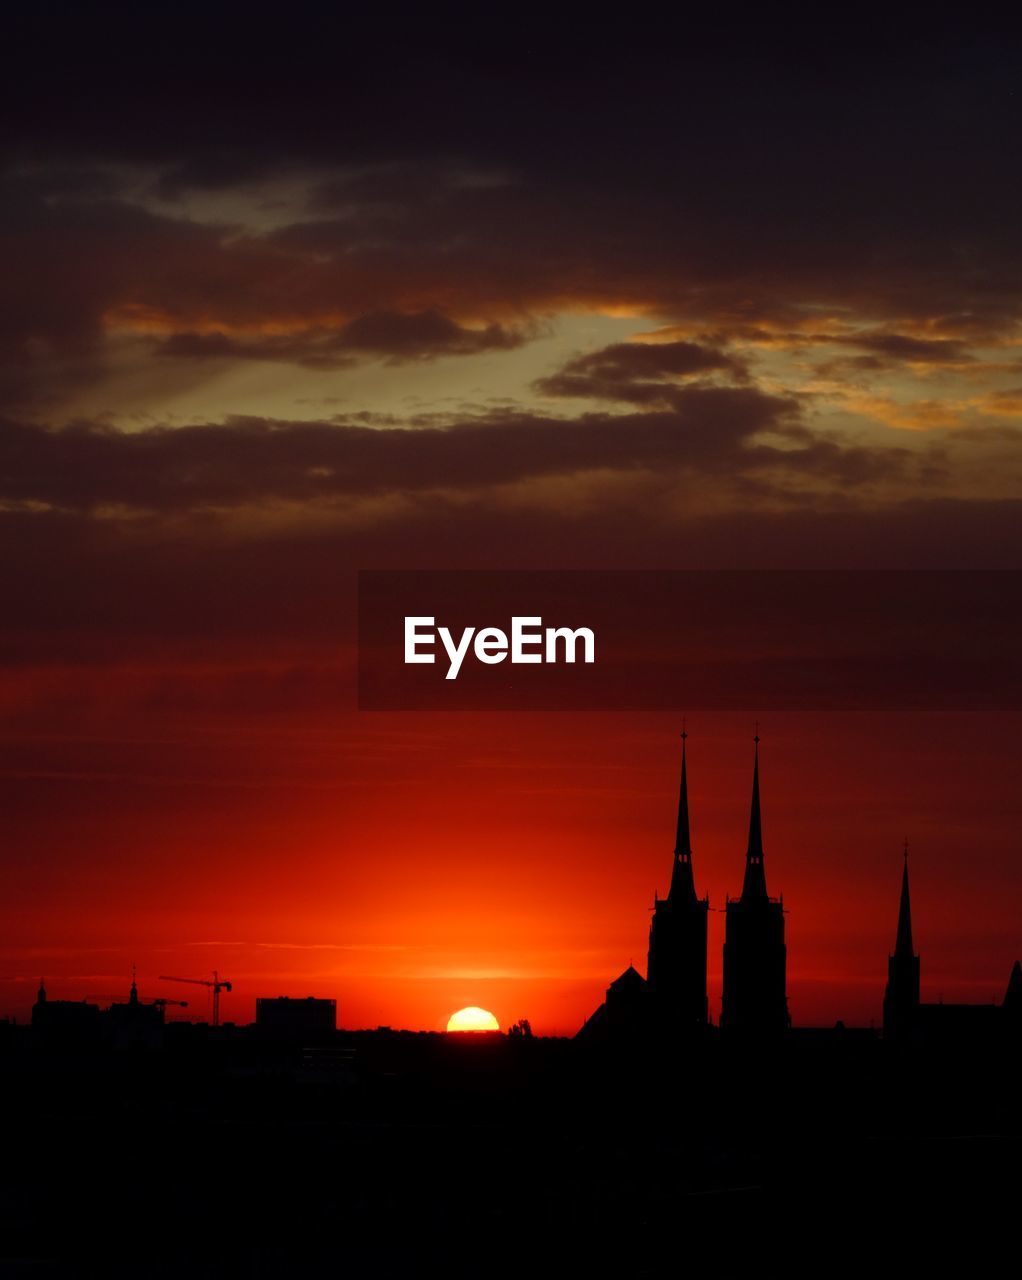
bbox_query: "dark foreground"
[0,1026,1018,1277]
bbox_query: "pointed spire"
[668,728,697,903]
[674,726,691,858]
[741,729,768,900]
[895,842,915,957]
[129,963,138,1006]
[747,729,763,860]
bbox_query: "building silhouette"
[256,995,336,1041]
[883,851,1020,1043]
[108,970,166,1050]
[882,846,919,1040]
[646,732,709,1032]
[720,737,790,1033]
[31,980,101,1046]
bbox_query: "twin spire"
[667,729,768,904]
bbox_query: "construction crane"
[151,998,189,1018]
[158,971,232,1026]
[86,995,189,1018]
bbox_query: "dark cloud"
[339,310,525,358]
[839,332,975,364]
[0,140,1020,416]
[262,174,1022,343]
[535,340,745,405]
[0,187,272,409]
[810,330,981,378]
[811,331,985,381]
[814,354,892,377]
[0,387,799,511]
[0,379,922,520]
[157,310,528,368]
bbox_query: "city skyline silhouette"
[10,733,1018,1045]
[4,735,1019,1277]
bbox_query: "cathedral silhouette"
[579,733,790,1041]
[578,734,1019,1042]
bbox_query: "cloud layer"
[0,11,1019,627]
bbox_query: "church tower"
[646,732,709,1032]
[882,844,920,1040]
[720,736,789,1033]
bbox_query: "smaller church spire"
[741,730,768,900]
[884,843,920,1039]
[895,841,915,957]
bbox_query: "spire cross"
[754,720,760,746]
[903,837,909,861]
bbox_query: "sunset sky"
[2,10,1021,1032]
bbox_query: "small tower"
[883,843,920,1041]
[720,734,789,1034]
[647,731,710,1031]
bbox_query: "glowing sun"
[446,1006,500,1033]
